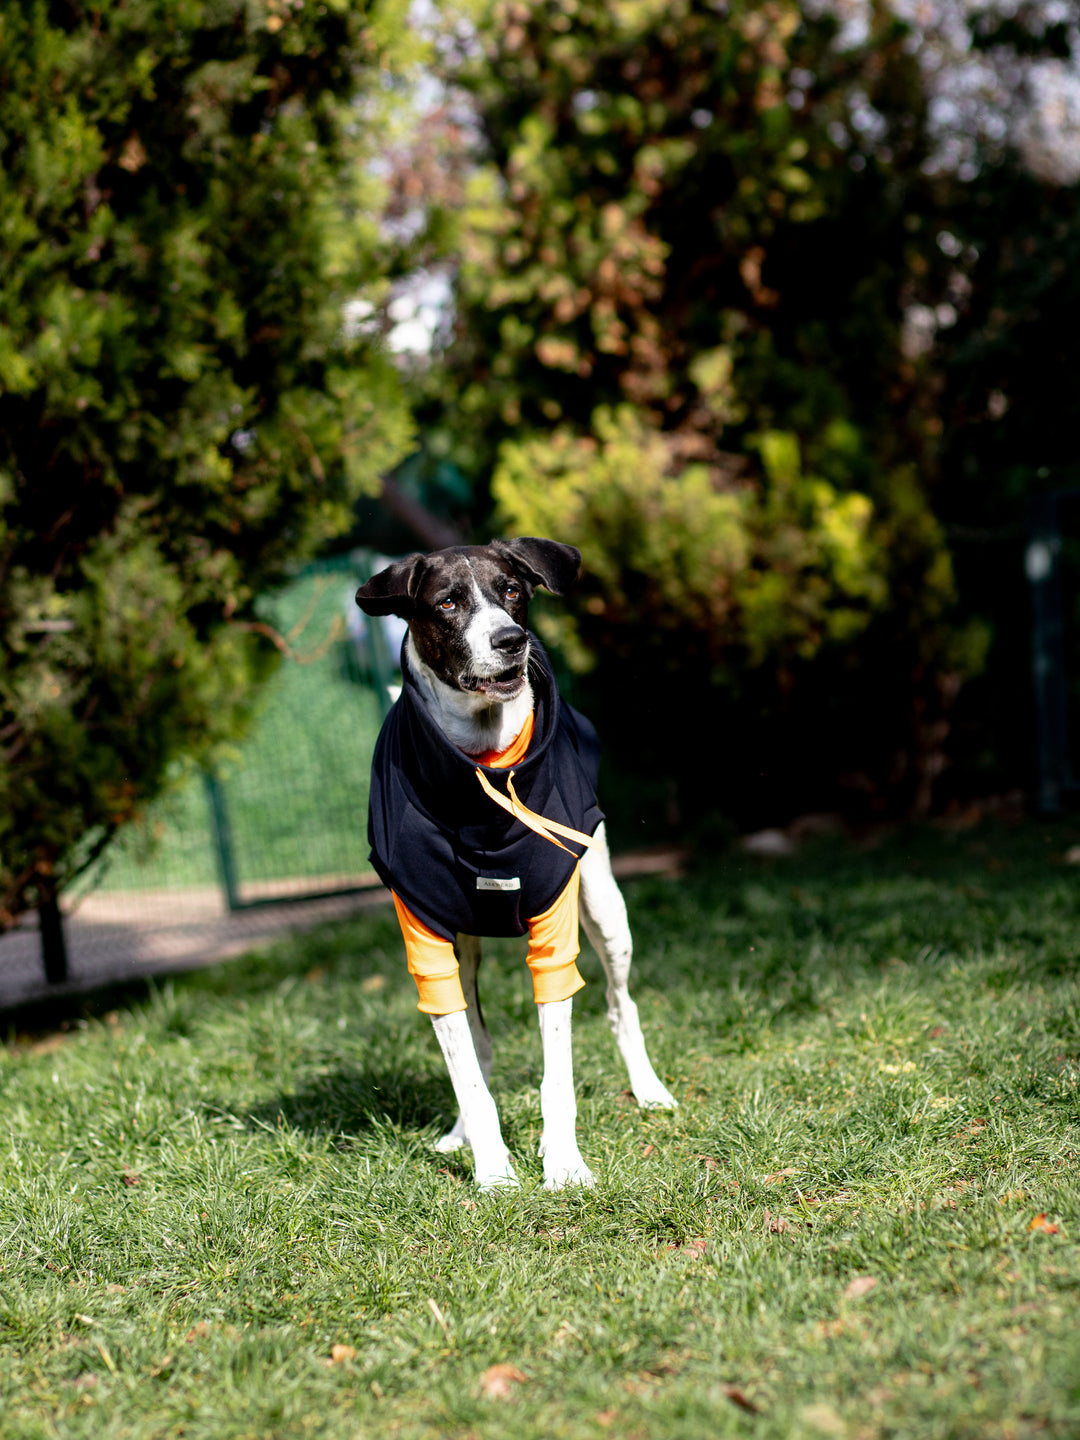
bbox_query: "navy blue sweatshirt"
[367,640,603,940]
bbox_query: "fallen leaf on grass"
[304,966,326,984]
[330,1344,356,1363]
[184,1322,210,1342]
[642,1143,656,1158]
[928,1026,948,1038]
[954,1118,988,1137]
[844,1275,878,1299]
[764,1167,797,1184]
[697,1155,722,1171]
[666,1237,708,1259]
[360,974,386,993]
[762,1209,789,1234]
[480,1363,526,1399]
[595,1409,617,1427]
[121,1169,141,1187]
[1028,1214,1060,1234]
[722,1384,760,1413]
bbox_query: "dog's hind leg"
[431,1006,518,1191]
[579,823,677,1110]
[434,935,491,1154]
[538,997,595,1189]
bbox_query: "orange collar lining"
[468,709,535,769]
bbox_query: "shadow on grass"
[0,976,161,1042]
[7,819,1079,1048]
[234,1064,454,1142]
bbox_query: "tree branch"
[379,476,464,551]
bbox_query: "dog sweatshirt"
[367,639,604,1012]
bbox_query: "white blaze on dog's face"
[354,539,581,746]
[413,549,532,701]
[356,540,580,700]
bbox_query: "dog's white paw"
[543,1159,596,1191]
[541,1142,596,1190]
[475,1158,521,1193]
[434,1117,468,1153]
[634,1083,678,1111]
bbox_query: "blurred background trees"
[397,0,1080,832]
[0,0,414,928]
[4,0,1079,929]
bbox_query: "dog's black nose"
[491,624,526,654]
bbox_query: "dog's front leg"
[537,998,595,1190]
[435,936,491,1154]
[579,824,677,1110]
[431,1010,518,1191]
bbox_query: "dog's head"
[355,538,580,701]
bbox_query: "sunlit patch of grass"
[2,820,1079,1438]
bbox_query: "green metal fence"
[8,552,402,990]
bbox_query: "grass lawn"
[2,820,1079,1438]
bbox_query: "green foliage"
[446,0,942,460]
[425,0,984,818]
[0,0,415,925]
[495,406,894,674]
[2,822,1080,1436]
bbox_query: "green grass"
[2,821,1079,1439]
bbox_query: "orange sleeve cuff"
[526,865,585,1005]
[392,892,467,1015]
[392,866,585,1013]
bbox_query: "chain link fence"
[1,553,405,1011]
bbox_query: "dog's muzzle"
[461,664,528,699]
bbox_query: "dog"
[355,537,675,1190]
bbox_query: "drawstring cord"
[475,768,600,855]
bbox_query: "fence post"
[205,773,242,912]
[39,894,68,985]
[1027,494,1070,815]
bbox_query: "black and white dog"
[356,537,674,1190]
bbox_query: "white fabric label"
[476,876,521,892]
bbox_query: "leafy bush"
[0,0,414,927]
[496,407,895,675]
[427,0,986,820]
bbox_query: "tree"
[422,0,979,823]
[0,0,415,929]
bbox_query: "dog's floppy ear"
[355,553,427,618]
[492,537,581,596]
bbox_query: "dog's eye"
[437,598,455,612]
[505,585,520,601]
